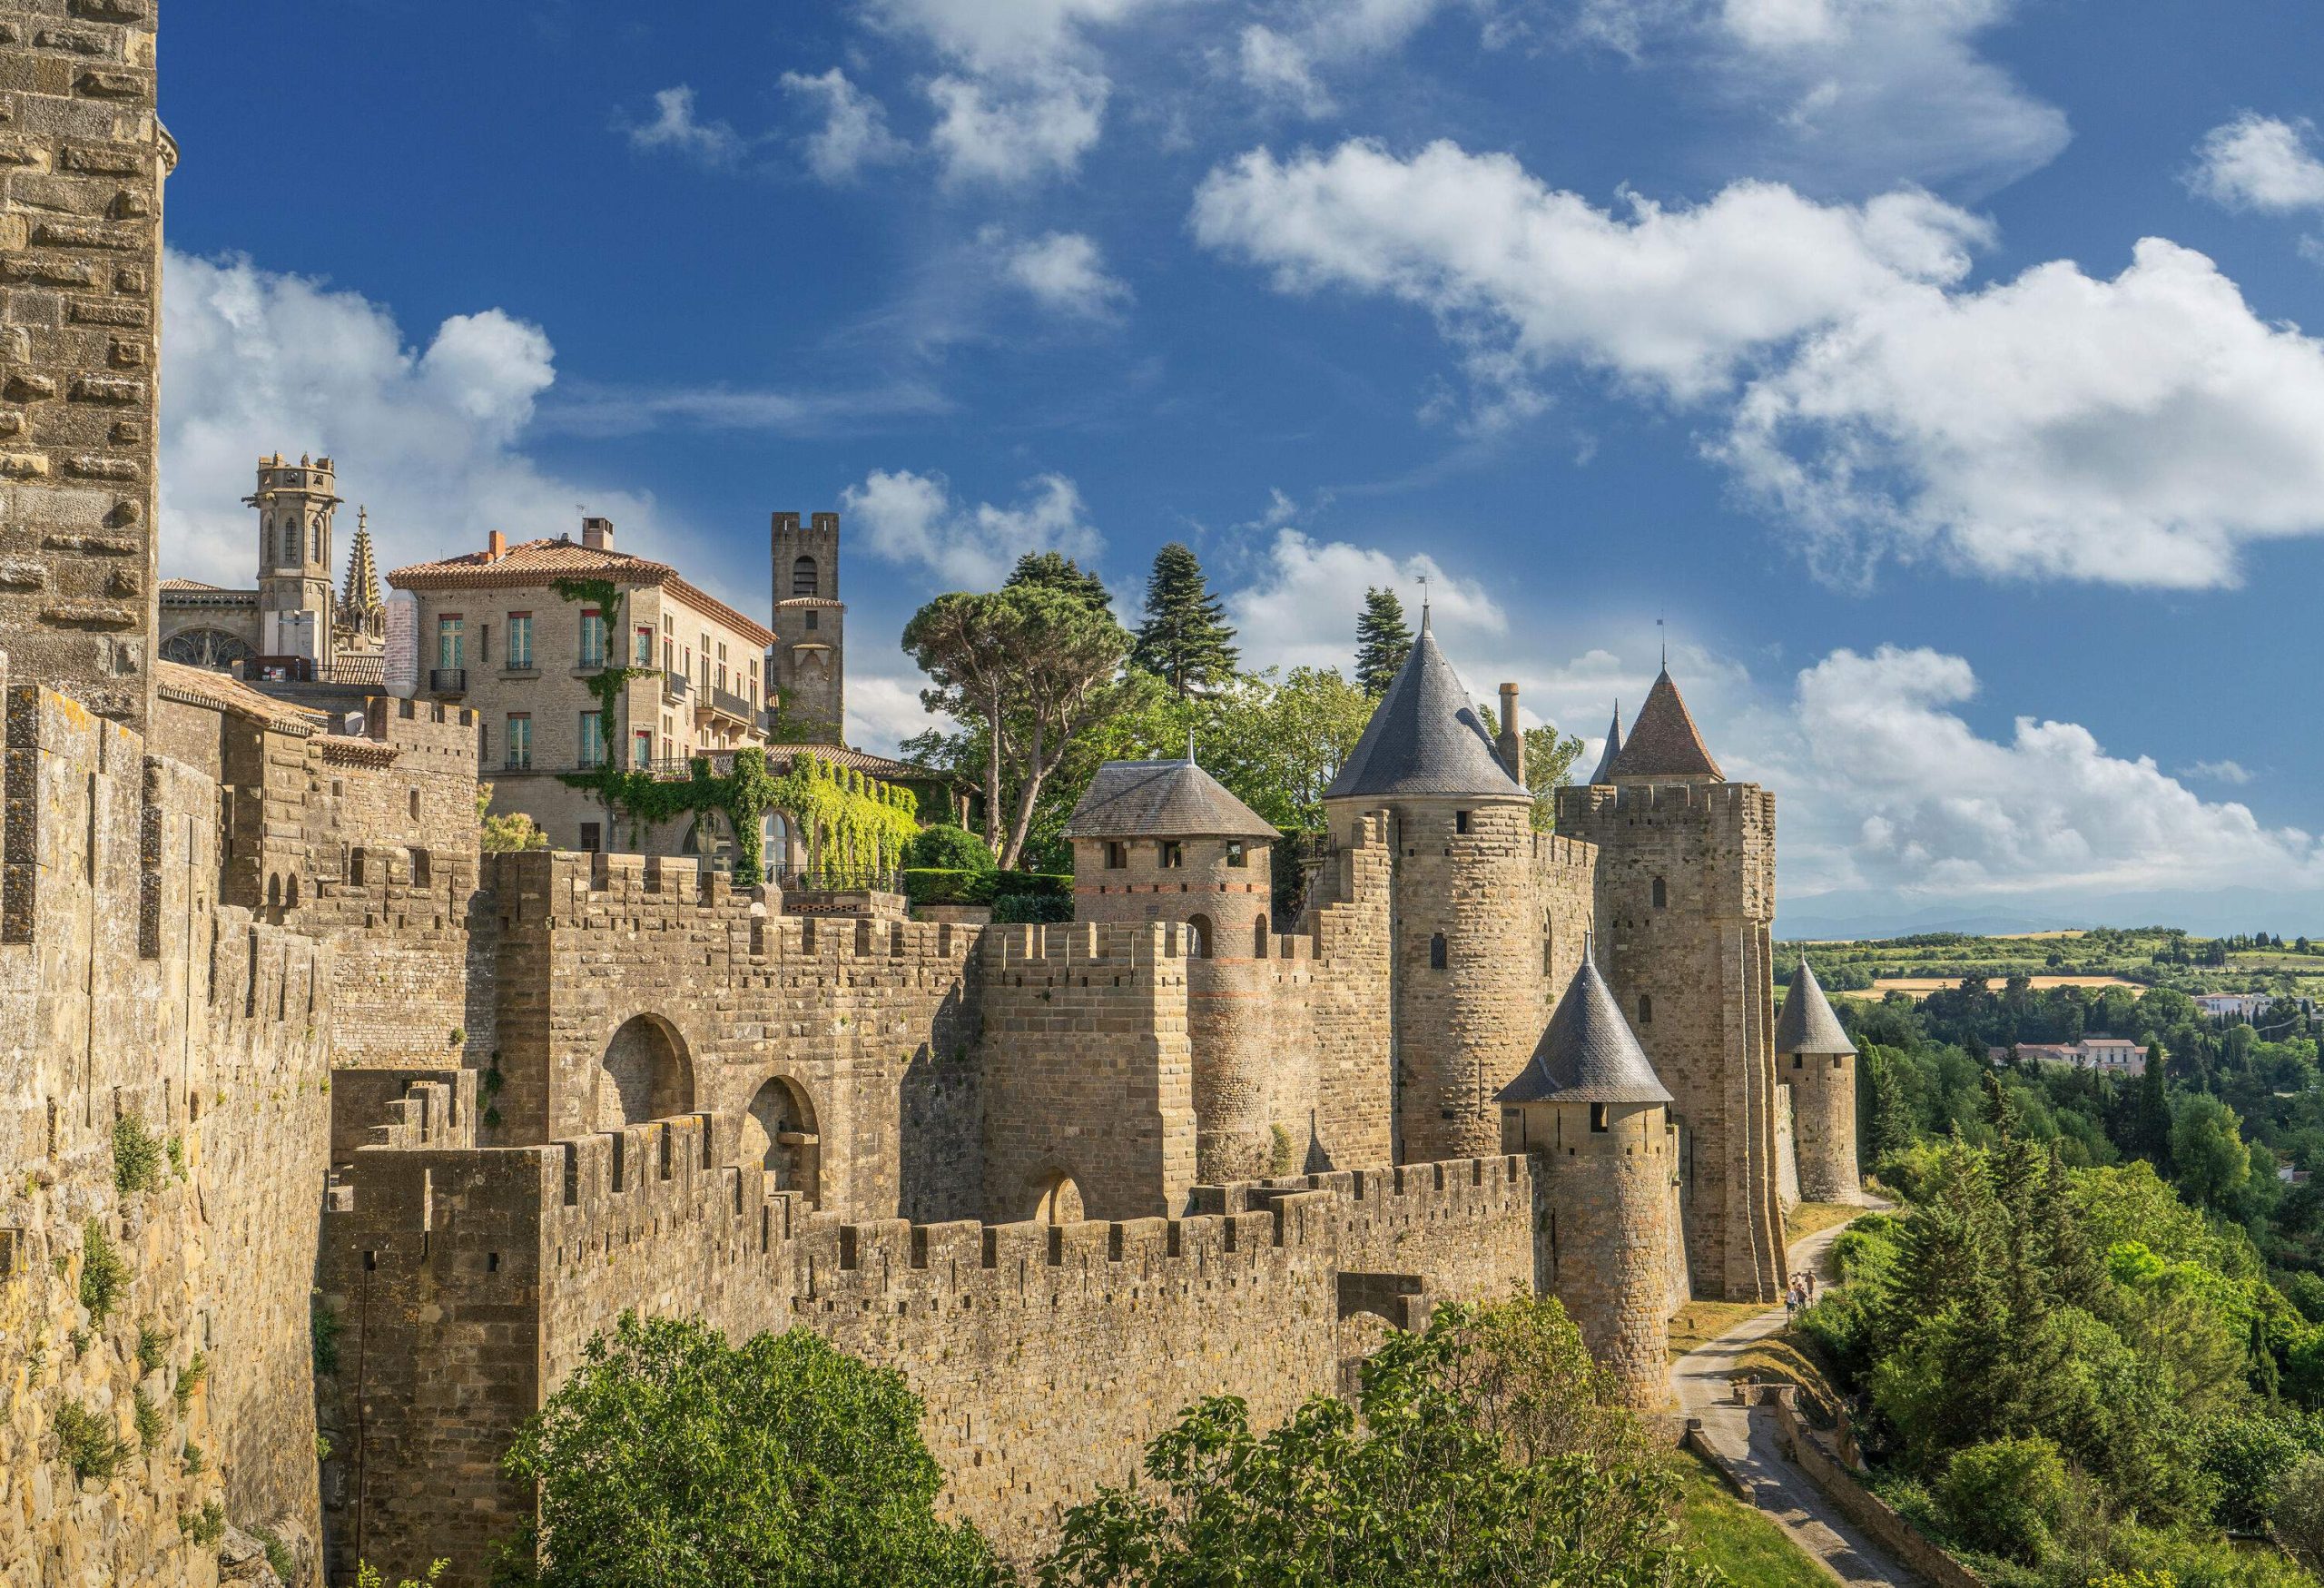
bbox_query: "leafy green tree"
[901,824,995,873]
[902,583,1132,870]
[2170,1095,2250,1212]
[1039,1297,1711,1588]
[1197,667,1374,833]
[1477,705,1585,831]
[500,1314,1006,1588]
[1354,587,1413,697]
[1129,543,1239,698]
[1009,551,1113,616]
[1935,1436,2067,1563]
[2135,1045,2172,1167]
[478,785,551,853]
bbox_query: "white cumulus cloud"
[159,250,686,594]
[1192,139,1987,407]
[1775,646,2324,897]
[993,230,1132,318]
[1573,0,2068,193]
[2189,113,2324,214]
[865,0,1169,183]
[1225,527,1505,675]
[781,68,909,183]
[1721,238,2324,588]
[1196,137,2324,590]
[625,86,743,165]
[841,469,1104,590]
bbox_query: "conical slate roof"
[1775,960,1856,1056]
[1324,612,1528,802]
[1498,954,1672,1106]
[1584,703,1622,785]
[1608,669,1722,781]
[1062,758,1279,841]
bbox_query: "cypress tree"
[1129,542,1239,697]
[2137,1043,2172,1167]
[1354,587,1413,697]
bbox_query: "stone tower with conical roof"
[1777,959,1861,1201]
[1584,702,1623,785]
[1324,607,1541,1163]
[1065,755,1285,1181]
[1556,668,1785,1302]
[1499,949,1681,1406]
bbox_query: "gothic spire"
[1607,669,1722,782]
[1585,701,1622,785]
[341,508,382,619]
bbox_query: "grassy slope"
[1675,1453,1836,1588]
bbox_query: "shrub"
[182,1440,206,1475]
[1936,1436,2067,1563]
[502,1314,1005,1588]
[112,1113,163,1195]
[182,1499,225,1546]
[2275,1453,2324,1573]
[991,892,1072,925]
[136,1324,167,1373]
[175,1350,208,1412]
[54,1401,124,1483]
[901,868,998,907]
[353,1560,448,1588]
[313,1295,343,1376]
[250,1524,294,1583]
[164,1135,185,1179]
[902,824,994,873]
[133,1389,164,1452]
[79,1218,128,1321]
[1268,1123,1295,1176]
[2197,1408,2307,1533]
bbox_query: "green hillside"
[1774,926,2324,1002]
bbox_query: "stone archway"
[738,1075,822,1207]
[1029,1170,1085,1225]
[595,1014,693,1133]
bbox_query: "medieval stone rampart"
[317,1120,1543,1585]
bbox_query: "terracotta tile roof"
[160,577,226,591]
[1324,613,1528,803]
[1775,961,1856,1056]
[1063,759,1279,840]
[1608,669,1722,782]
[154,660,326,735]
[1499,954,1672,1106]
[389,538,774,647]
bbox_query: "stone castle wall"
[318,1117,1544,1585]
[0,0,169,734]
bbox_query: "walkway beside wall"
[1673,1209,1920,1588]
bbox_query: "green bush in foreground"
[499,1313,1006,1588]
[1040,1296,1712,1588]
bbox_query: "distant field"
[1864,974,2145,1000]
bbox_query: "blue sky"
[154,0,2324,936]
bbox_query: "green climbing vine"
[548,578,917,886]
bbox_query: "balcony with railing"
[662,669,691,704]
[428,667,468,695]
[694,684,758,727]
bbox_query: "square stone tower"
[0,0,172,728]
[768,509,843,743]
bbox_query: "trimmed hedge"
[992,893,1074,925]
[902,868,1071,910]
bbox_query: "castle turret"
[1324,608,1537,1165]
[1777,960,1861,1201]
[246,453,343,664]
[1066,755,1282,1181]
[1584,702,1622,785]
[770,510,845,743]
[1555,667,1785,1302]
[1500,951,1678,1406]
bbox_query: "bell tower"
[247,452,342,664]
[768,509,845,743]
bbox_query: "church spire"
[1586,701,1622,785]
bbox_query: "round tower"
[245,452,342,664]
[1065,755,1283,1182]
[1500,951,1678,1407]
[1777,959,1861,1201]
[1322,608,1536,1165]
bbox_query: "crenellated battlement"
[984,917,1194,973]
[1558,777,1774,830]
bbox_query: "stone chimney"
[1497,682,1525,786]
[582,517,614,552]
[487,530,506,561]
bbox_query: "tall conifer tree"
[1129,542,1239,697]
[1354,587,1413,697]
